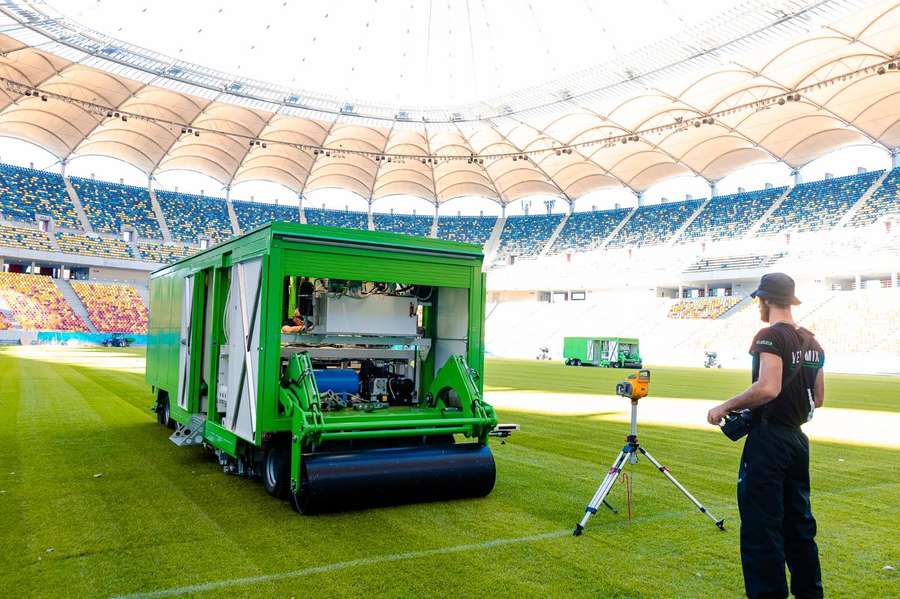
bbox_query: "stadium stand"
[850,167,900,227]
[305,207,369,230]
[70,280,148,333]
[373,213,433,236]
[684,253,785,273]
[155,190,232,243]
[607,199,702,248]
[668,296,741,319]
[0,163,81,229]
[436,215,497,244]
[70,177,162,239]
[680,187,786,242]
[56,232,135,260]
[0,224,54,252]
[497,213,564,260]
[758,170,882,236]
[0,272,86,331]
[549,208,630,254]
[232,199,300,232]
[136,241,196,264]
[805,288,900,353]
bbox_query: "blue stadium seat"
[373,212,433,236]
[0,163,81,229]
[436,215,497,244]
[70,177,162,239]
[607,199,703,248]
[850,168,900,227]
[497,213,564,259]
[548,208,630,254]
[56,231,136,260]
[758,171,883,235]
[680,187,786,242]
[232,199,300,232]
[0,223,54,251]
[304,207,369,230]
[155,190,233,243]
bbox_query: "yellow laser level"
[615,369,650,401]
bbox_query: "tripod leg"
[574,449,630,536]
[638,447,725,531]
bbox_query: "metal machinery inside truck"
[146,222,504,513]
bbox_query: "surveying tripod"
[573,394,726,536]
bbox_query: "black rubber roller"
[292,443,496,514]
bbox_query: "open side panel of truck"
[176,274,195,411]
[220,256,264,442]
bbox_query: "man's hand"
[707,404,729,426]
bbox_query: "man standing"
[707,273,825,599]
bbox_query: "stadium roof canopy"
[0,0,899,205]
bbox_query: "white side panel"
[434,340,467,373]
[435,287,468,374]
[436,287,469,340]
[176,274,195,410]
[223,257,263,442]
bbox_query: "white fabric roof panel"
[0,2,899,203]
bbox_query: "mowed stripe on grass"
[0,347,896,598]
[485,357,900,413]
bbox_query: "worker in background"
[707,273,825,599]
[281,308,306,334]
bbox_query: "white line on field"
[112,529,569,598]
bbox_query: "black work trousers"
[737,423,823,599]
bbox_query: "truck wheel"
[264,442,290,499]
[157,394,175,429]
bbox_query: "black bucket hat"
[750,272,801,305]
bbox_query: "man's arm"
[707,353,783,425]
[814,369,825,408]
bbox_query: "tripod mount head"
[615,369,651,402]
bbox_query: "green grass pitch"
[0,348,896,597]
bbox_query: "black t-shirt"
[749,322,825,428]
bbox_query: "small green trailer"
[146,221,500,513]
[563,336,642,368]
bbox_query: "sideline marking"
[113,530,569,598]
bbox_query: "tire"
[264,442,291,499]
[564,358,571,366]
[157,394,175,429]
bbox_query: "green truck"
[146,221,501,513]
[563,336,642,368]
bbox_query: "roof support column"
[892,148,900,169]
[501,203,506,218]
[60,159,67,178]
[367,197,374,231]
[791,169,802,186]
[709,180,718,198]
[637,191,645,207]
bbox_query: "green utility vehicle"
[146,222,501,513]
[563,336,642,368]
